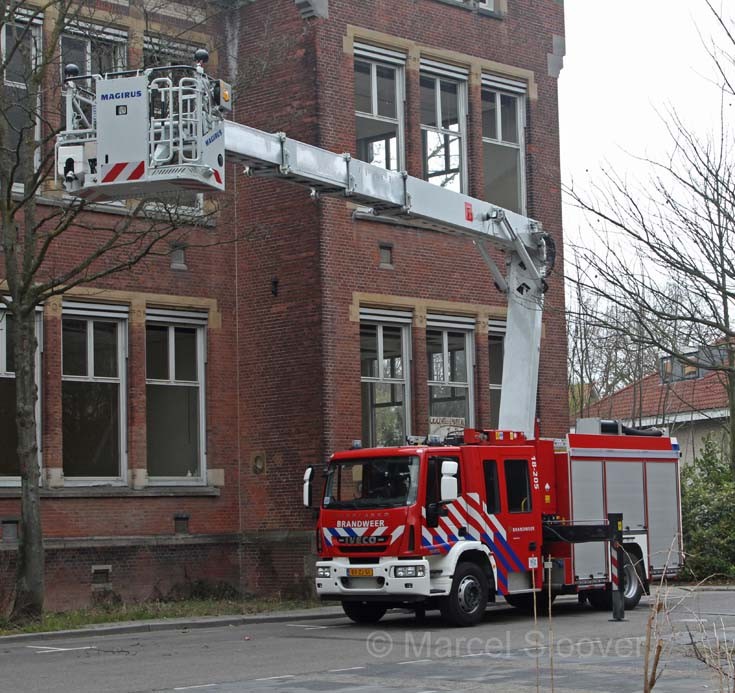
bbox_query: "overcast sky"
[558,0,727,244]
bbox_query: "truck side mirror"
[440,460,458,502]
[303,466,314,507]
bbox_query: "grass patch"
[0,596,321,637]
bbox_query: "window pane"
[489,334,504,385]
[500,93,519,143]
[447,331,467,382]
[90,39,119,75]
[483,460,500,514]
[489,388,501,429]
[376,65,396,118]
[426,330,444,381]
[361,381,405,447]
[505,458,531,512]
[429,384,468,421]
[5,24,33,83]
[4,85,34,182]
[354,60,372,113]
[483,140,522,213]
[420,76,437,127]
[360,324,378,378]
[62,381,119,476]
[422,131,461,191]
[93,322,117,378]
[440,80,459,131]
[5,314,15,373]
[481,89,498,140]
[174,327,197,381]
[61,35,88,74]
[356,115,398,170]
[147,384,200,476]
[62,319,87,376]
[0,378,19,476]
[382,325,403,379]
[146,325,169,379]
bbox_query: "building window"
[488,330,504,428]
[420,72,467,192]
[378,243,393,268]
[354,58,404,171]
[0,312,18,478]
[60,30,126,126]
[146,322,206,480]
[62,316,125,480]
[360,320,410,447]
[61,31,126,79]
[2,19,41,183]
[481,85,525,214]
[478,0,495,11]
[427,327,473,436]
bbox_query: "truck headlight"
[317,567,331,578]
[394,565,424,578]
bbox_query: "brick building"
[0,0,567,609]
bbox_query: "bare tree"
[566,1,735,476]
[0,0,227,620]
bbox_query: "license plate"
[348,568,374,577]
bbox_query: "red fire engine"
[304,420,682,626]
[55,54,683,627]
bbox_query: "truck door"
[423,453,461,554]
[496,455,543,593]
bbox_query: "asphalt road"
[1,588,733,693]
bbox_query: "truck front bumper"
[315,557,431,600]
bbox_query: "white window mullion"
[168,325,176,382]
[86,319,94,379]
[370,62,378,115]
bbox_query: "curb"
[0,607,344,644]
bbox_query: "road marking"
[173,685,217,691]
[286,624,329,630]
[398,659,431,664]
[27,645,96,654]
[328,666,365,673]
[254,675,295,681]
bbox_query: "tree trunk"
[728,369,735,483]
[10,308,44,621]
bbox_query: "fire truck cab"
[306,423,682,627]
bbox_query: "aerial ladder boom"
[55,53,548,437]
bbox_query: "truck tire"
[440,562,488,627]
[588,554,644,611]
[505,591,555,614]
[342,601,387,624]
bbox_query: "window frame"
[354,55,406,172]
[2,17,43,190]
[488,322,506,429]
[481,83,526,214]
[360,317,412,448]
[0,307,42,487]
[145,320,207,485]
[61,310,127,485]
[426,325,475,432]
[420,69,468,193]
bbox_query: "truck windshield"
[324,456,419,509]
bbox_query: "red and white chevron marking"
[102,161,146,184]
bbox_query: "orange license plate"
[348,568,374,577]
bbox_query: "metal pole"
[608,512,625,621]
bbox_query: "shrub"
[680,437,735,580]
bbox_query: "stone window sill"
[430,0,503,19]
[0,486,220,499]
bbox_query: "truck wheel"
[342,601,387,624]
[440,562,488,627]
[588,554,644,611]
